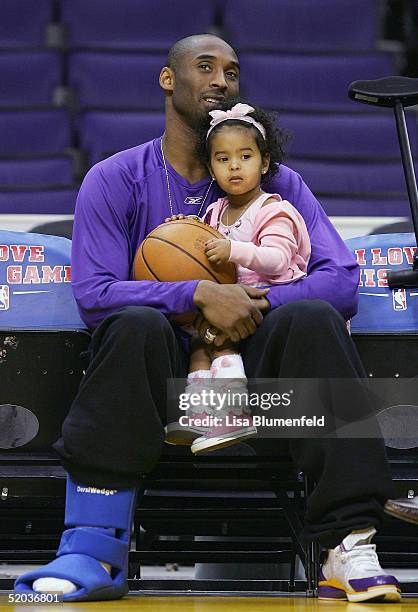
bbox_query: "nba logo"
[392,288,407,311]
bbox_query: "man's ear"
[261,153,270,175]
[159,66,174,92]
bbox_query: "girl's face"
[208,125,269,199]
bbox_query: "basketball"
[133,218,236,323]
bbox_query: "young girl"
[166,101,311,455]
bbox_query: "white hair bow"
[207,103,266,139]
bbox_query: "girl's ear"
[261,153,270,175]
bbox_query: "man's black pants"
[53,300,394,547]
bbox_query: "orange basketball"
[133,218,236,324]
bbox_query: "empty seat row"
[0,0,53,48]
[1,107,416,195]
[0,0,383,52]
[319,196,410,217]
[223,0,381,52]
[0,157,73,186]
[79,110,418,164]
[4,109,415,163]
[0,109,70,155]
[240,52,396,112]
[78,111,165,164]
[61,0,380,52]
[0,50,397,111]
[60,0,215,51]
[70,51,397,112]
[0,51,61,107]
[290,158,411,198]
[281,111,417,160]
[0,187,77,214]
[0,155,410,198]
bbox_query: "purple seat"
[0,187,77,214]
[0,0,52,48]
[240,53,395,111]
[279,111,417,159]
[0,110,71,155]
[68,52,164,109]
[289,158,409,196]
[79,111,165,164]
[318,196,410,217]
[61,0,214,49]
[0,157,73,186]
[0,51,61,107]
[224,0,379,52]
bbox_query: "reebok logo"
[77,486,117,496]
[184,196,203,205]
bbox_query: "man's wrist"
[193,280,214,308]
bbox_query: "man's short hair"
[166,34,230,73]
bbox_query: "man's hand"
[205,239,231,265]
[193,314,231,348]
[193,281,269,343]
[238,284,271,314]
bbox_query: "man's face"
[170,39,240,127]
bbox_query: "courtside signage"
[346,232,418,332]
[0,230,85,330]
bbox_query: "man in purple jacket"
[15,35,400,603]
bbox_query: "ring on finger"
[204,328,217,343]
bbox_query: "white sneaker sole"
[164,422,209,445]
[347,585,401,603]
[318,584,401,603]
[191,427,257,454]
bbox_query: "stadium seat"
[0,110,71,155]
[289,158,409,197]
[61,0,214,49]
[0,51,61,107]
[68,52,165,109]
[79,111,165,163]
[317,195,410,217]
[240,53,396,111]
[0,157,73,186]
[30,219,74,239]
[370,219,413,234]
[0,187,77,214]
[0,0,52,48]
[279,111,418,160]
[223,0,379,52]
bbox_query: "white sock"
[187,369,212,381]
[185,370,212,394]
[210,354,246,380]
[33,527,113,594]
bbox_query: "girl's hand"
[164,214,186,222]
[205,239,231,265]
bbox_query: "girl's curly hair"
[196,98,290,180]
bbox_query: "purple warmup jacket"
[71,137,359,329]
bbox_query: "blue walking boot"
[14,475,138,602]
